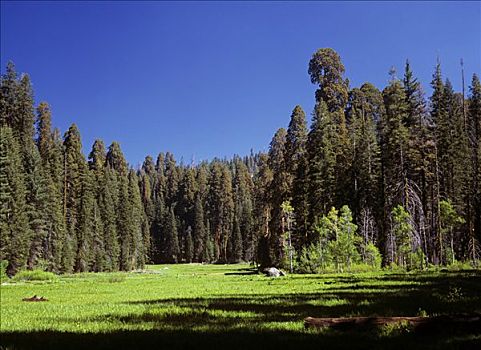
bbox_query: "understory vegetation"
[1,264,480,349]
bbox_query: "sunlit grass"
[1,264,480,349]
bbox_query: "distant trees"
[1,48,480,275]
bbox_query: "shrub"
[362,243,382,269]
[297,244,322,274]
[446,260,474,271]
[408,247,426,270]
[12,269,58,282]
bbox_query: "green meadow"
[1,264,480,349]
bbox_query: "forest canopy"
[1,48,480,276]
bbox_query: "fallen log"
[22,295,48,302]
[304,314,481,332]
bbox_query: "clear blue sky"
[1,1,480,166]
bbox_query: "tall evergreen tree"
[469,74,481,244]
[308,48,349,112]
[233,157,254,261]
[254,153,273,267]
[285,106,309,250]
[62,124,87,272]
[306,101,337,238]
[193,194,206,261]
[163,206,180,263]
[101,167,120,271]
[347,83,383,245]
[208,161,234,262]
[0,127,30,275]
[267,128,290,266]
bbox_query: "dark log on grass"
[22,295,48,302]
[304,314,481,332]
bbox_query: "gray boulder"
[264,267,285,277]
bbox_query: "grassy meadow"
[1,264,480,349]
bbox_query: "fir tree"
[468,74,481,244]
[0,127,30,275]
[233,157,254,261]
[163,206,180,263]
[193,194,206,261]
[254,153,273,267]
[347,83,383,249]
[306,101,337,238]
[62,124,87,272]
[101,167,120,271]
[267,128,290,266]
[208,161,234,262]
[285,105,309,249]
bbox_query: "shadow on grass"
[224,267,260,276]
[2,272,480,350]
[2,328,480,350]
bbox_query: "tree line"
[1,47,480,275]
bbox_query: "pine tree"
[62,124,87,272]
[253,153,273,267]
[468,74,481,245]
[347,83,383,234]
[402,61,437,263]
[101,167,120,271]
[193,194,206,261]
[150,153,167,263]
[208,161,234,262]
[0,127,30,275]
[442,81,472,258]
[0,62,19,128]
[47,128,66,271]
[36,102,54,162]
[306,101,337,237]
[233,157,254,261]
[75,169,95,272]
[117,172,131,270]
[8,71,51,271]
[178,167,198,259]
[25,146,49,269]
[128,169,144,269]
[381,73,412,262]
[165,152,179,207]
[230,217,243,263]
[285,106,309,250]
[163,206,180,263]
[185,227,194,263]
[88,140,107,271]
[35,103,66,272]
[267,128,290,267]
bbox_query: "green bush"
[408,247,426,270]
[12,269,58,282]
[446,260,475,271]
[297,244,326,274]
[0,260,8,282]
[362,243,382,269]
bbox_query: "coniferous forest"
[1,48,481,276]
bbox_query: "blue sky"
[1,1,480,166]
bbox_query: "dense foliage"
[1,48,480,275]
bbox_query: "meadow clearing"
[1,264,480,349]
